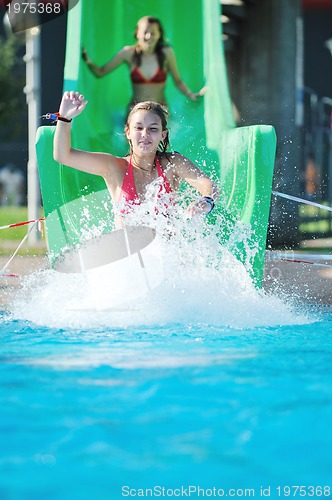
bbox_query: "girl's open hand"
[188,86,207,101]
[82,46,88,62]
[59,91,88,120]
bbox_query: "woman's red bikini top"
[130,66,167,85]
[118,156,173,215]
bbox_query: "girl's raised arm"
[53,91,113,177]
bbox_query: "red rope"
[0,217,45,231]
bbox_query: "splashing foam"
[11,188,308,329]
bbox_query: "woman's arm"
[165,47,204,102]
[170,152,220,216]
[53,91,112,177]
[82,46,132,78]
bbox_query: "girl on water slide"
[82,16,204,112]
[53,91,219,225]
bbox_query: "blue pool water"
[1,310,332,499]
[1,218,332,499]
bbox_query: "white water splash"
[10,190,309,329]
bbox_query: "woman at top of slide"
[82,16,205,112]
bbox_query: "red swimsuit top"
[118,156,173,214]
[130,66,167,85]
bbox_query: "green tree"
[0,34,26,140]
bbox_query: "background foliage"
[0,33,26,140]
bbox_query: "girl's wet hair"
[125,101,170,154]
[133,16,167,69]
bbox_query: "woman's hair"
[124,101,170,154]
[133,16,167,69]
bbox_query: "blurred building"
[223,0,332,245]
[0,162,25,206]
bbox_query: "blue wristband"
[202,196,215,214]
[42,112,72,123]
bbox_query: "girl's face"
[136,21,161,51]
[126,110,167,155]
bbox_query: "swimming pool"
[1,221,332,499]
[1,308,331,499]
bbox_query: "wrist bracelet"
[57,115,72,123]
[202,196,215,214]
[42,112,72,123]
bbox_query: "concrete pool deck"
[1,249,332,311]
[263,251,332,307]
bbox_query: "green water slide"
[36,0,276,286]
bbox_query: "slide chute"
[36,0,276,286]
